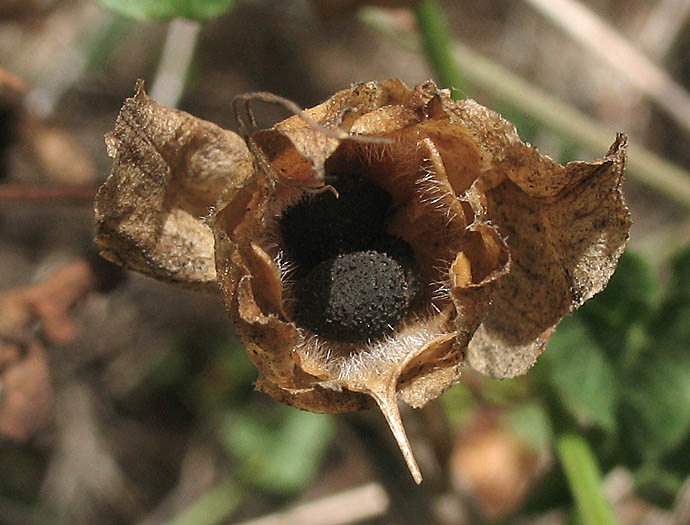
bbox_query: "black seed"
[280,174,391,270]
[371,234,420,301]
[297,251,412,342]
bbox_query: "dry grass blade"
[361,8,690,209]
[523,0,690,136]
[149,18,201,109]
[237,482,389,525]
[637,0,690,60]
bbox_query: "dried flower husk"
[95,79,630,483]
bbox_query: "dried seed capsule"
[297,250,413,342]
[280,174,391,270]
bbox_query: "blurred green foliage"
[441,248,690,519]
[221,407,335,494]
[546,249,690,470]
[546,248,690,513]
[128,325,338,522]
[150,328,337,491]
[556,433,617,525]
[95,0,236,21]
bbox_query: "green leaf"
[620,346,690,461]
[169,479,243,525]
[620,246,690,461]
[480,375,531,406]
[439,383,476,431]
[538,316,617,431]
[668,245,690,298]
[222,407,336,494]
[95,0,237,21]
[507,402,553,451]
[556,433,617,525]
[579,251,657,359]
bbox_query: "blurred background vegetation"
[1,0,689,523]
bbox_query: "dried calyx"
[94,79,630,484]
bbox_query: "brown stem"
[0,183,97,202]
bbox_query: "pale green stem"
[413,0,464,95]
[556,433,617,525]
[168,479,242,525]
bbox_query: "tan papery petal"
[95,80,254,290]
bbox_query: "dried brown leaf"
[0,68,26,97]
[0,256,124,441]
[0,342,53,441]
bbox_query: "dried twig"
[637,0,690,61]
[0,258,101,346]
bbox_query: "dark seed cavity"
[280,174,420,343]
[297,251,412,342]
[280,174,391,270]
